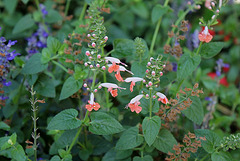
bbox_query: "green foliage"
[151,4,169,23]
[133,155,153,161]
[89,112,124,135]
[116,127,144,150]
[59,76,83,100]
[182,96,204,125]
[201,42,225,59]
[12,14,35,34]
[211,151,233,161]
[142,116,161,146]
[47,109,82,130]
[0,122,10,131]
[153,128,177,153]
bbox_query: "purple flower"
[192,30,199,48]
[0,27,19,106]
[215,59,229,77]
[40,4,48,17]
[205,97,212,101]
[26,24,49,56]
[172,62,177,72]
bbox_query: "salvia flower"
[216,59,229,77]
[125,77,144,92]
[39,4,48,17]
[26,24,48,56]
[156,92,169,104]
[0,28,19,108]
[100,83,125,97]
[198,26,213,43]
[127,94,144,114]
[85,93,100,111]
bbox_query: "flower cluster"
[166,132,206,161]
[0,28,19,108]
[220,133,240,151]
[156,83,203,126]
[164,20,189,56]
[26,24,49,56]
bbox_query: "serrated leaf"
[47,109,82,130]
[142,116,161,146]
[211,151,233,161]
[201,42,225,59]
[59,76,83,100]
[22,53,48,74]
[153,128,177,153]
[0,122,10,131]
[182,96,204,125]
[116,127,143,150]
[41,48,52,64]
[47,36,61,54]
[89,112,124,135]
[112,39,136,59]
[151,4,169,23]
[195,129,221,153]
[133,155,153,161]
[13,14,35,34]
[34,74,56,97]
[177,51,201,81]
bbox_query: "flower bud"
[87,34,91,37]
[153,95,156,99]
[84,62,88,66]
[152,71,155,76]
[104,36,108,41]
[163,64,166,68]
[87,88,90,91]
[148,81,153,86]
[83,83,87,87]
[89,56,92,60]
[92,34,96,37]
[146,94,149,98]
[90,65,93,68]
[146,69,149,73]
[92,42,96,48]
[146,84,149,88]
[85,51,90,56]
[94,89,98,92]
[147,62,151,66]
[212,15,215,20]
[96,64,100,68]
[150,57,154,61]
[143,80,146,83]
[216,9,219,13]
[160,72,163,76]
[98,85,102,89]
[97,54,101,59]
[211,2,215,7]
[102,66,106,70]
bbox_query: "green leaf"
[195,129,221,153]
[142,116,161,146]
[133,155,153,161]
[131,61,147,78]
[1,133,17,150]
[112,39,136,59]
[201,42,225,59]
[89,112,124,135]
[130,3,149,19]
[116,150,133,160]
[47,109,82,130]
[34,74,56,97]
[22,53,48,74]
[13,14,35,34]
[0,122,10,131]
[4,0,18,14]
[211,151,233,161]
[10,144,28,161]
[182,96,204,125]
[47,36,62,54]
[153,128,177,153]
[50,156,61,161]
[151,4,169,23]
[177,51,201,81]
[73,65,88,80]
[79,148,92,160]
[41,48,52,64]
[59,76,83,100]
[21,0,29,4]
[45,9,63,23]
[140,98,159,115]
[116,127,143,150]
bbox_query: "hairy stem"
[149,88,153,118]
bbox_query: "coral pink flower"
[85,93,100,111]
[107,64,133,82]
[128,94,144,114]
[156,92,169,104]
[100,83,125,97]
[198,26,213,43]
[125,77,144,92]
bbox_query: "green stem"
[34,0,40,11]
[196,41,203,55]
[102,48,110,111]
[52,60,68,73]
[149,0,170,57]
[106,49,115,56]
[79,2,88,21]
[64,0,71,17]
[149,88,153,118]
[67,124,83,153]
[199,153,210,161]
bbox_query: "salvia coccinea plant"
[1,0,240,161]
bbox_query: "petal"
[90,93,94,105]
[115,72,124,82]
[119,66,133,75]
[125,77,144,83]
[130,95,144,104]
[105,57,121,64]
